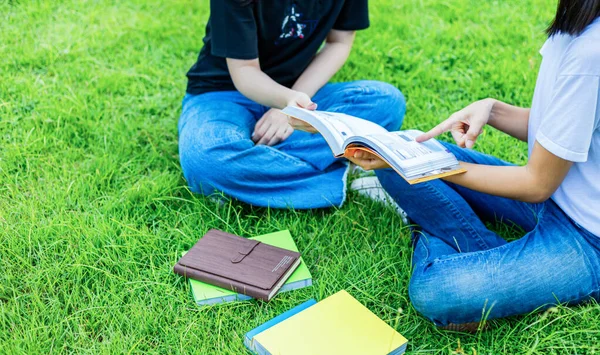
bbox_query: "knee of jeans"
[364,81,406,131]
[179,131,250,194]
[408,266,485,325]
[408,273,454,325]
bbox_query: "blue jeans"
[178,80,405,209]
[376,142,600,325]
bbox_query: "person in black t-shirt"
[178,0,406,208]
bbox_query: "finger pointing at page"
[416,120,453,142]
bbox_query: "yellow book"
[252,290,408,355]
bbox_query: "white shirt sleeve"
[537,74,600,162]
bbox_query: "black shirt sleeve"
[209,0,259,59]
[333,0,370,31]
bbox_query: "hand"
[286,90,319,133]
[286,90,317,110]
[289,117,319,133]
[416,98,496,148]
[252,109,294,146]
[346,149,390,171]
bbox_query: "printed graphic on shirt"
[276,3,317,45]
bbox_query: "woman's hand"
[252,109,294,146]
[253,91,321,145]
[417,98,497,148]
[288,117,318,133]
[286,91,317,110]
[346,149,390,170]
[286,90,319,133]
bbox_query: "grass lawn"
[1,0,599,353]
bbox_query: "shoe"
[350,176,408,224]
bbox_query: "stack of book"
[173,229,408,353]
[174,229,311,302]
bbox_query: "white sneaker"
[350,176,409,224]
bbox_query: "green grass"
[1,0,599,353]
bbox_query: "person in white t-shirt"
[323,0,600,332]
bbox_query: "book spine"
[173,264,269,301]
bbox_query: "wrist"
[291,83,315,98]
[486,98,501,127]
[280,88,299,109]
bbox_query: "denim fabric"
[376,141,600,326]
[178,80,405,209]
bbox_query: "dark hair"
[547,0,600,36]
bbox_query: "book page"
[282,107,388,156]
[345,130,464,183]
[311,111,388,140]
[367,130,447,162]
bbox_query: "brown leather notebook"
[173,229,301,301]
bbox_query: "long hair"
[547,0,600,36]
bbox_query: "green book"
[186,230,312,306]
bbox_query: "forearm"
[228,63,296,109]
[444,162,550,203]
[292,41,352,97]
[487,100,530,141]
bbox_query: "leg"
[178,92,347,209]
[376,142,542,256]
[275,81,406,171]
[376,169,508,256]
[408,201,600,325]
[440,141,541,232]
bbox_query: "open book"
[282,106,466,184]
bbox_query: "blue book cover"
[244,299,317,354]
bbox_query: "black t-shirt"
[186,0,369,95]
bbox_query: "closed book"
[247,290,408,355]
[244,299,317,353]
[187,230,313,306]
[173,229,301,301]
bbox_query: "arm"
[443,142,572,203]
[228,58,316,145]
[226,58,315,109]
[416,98,530,147]
[292,30,356,97]
[348,141,572,203]
[487,100,530,141]
[348,99,570,202]
[234,30,355,145]
[227,29,355,108]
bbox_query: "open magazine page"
[282,107,387,156]
[364,131,450,166]
[345,130,464,183]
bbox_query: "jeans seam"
[339,163,350,208]
[453,285,600,325]
[414,230,430,262]
[424,181,493,251]
[427,242,512,265]
[576,234,600,290]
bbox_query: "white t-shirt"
[528,19,600,237]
